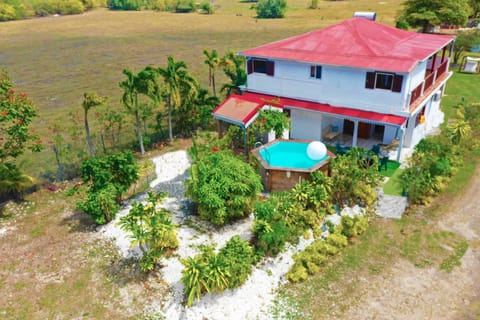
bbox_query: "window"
[415,106,426,127]
[247,59,275,76]
[365,71,403,92]
[310,65,322,79]
[375,73,393,90]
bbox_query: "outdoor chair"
[370,144,381,156]
[378,155,389,171]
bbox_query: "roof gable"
[241,18,454,73]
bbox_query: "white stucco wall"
[247,59,413,114]
[290,109,322,140]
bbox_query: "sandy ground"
[337,165,480,320]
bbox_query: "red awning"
[241,92,407,126]
[212,94,263,127]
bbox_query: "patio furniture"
[322,125,341,141]
[370,144,381,156]
[378,155,389,171]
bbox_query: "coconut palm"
[119,69,145,155]
[0,163,33,199]
[203,49,220,96]
[156,56,198,142]
[82,92,107,157]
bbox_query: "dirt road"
[339,166,480,320]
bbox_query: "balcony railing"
[409,59,449,109]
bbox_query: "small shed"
[462,56,480,73]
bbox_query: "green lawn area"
[382,167,404,196]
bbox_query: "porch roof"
[212,94,263,127]
[241,91,407,126]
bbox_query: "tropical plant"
[186,151,262,226]
[199,0,213,14]
[181,255,210,306]
[118,191,178,272]
[203,49,220,96]
[0,163,33,199]
[119,68,146,155]
[77,183,120,224]
[220,51,246,95]
[254,109,290,138]
[0,70,42,162]
[82,92,107,157]
[157,56,198,142]
[218,236,254,289]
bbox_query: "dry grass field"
[1,1,401,177]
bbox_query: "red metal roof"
[241,18,454,73]
[212,94,263,126]
[213,91,406,126]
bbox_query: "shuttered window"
[392,75,403,92]
[366,71,403,92]
[365,72,375,89]
[247,59,275,76]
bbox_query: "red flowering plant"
[0,70,42,162]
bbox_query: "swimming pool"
[259,141,328,169]
[252,139,333,192]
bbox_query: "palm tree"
[0,163,33,199]
[156,56,198,142]
[195,88,220,130]
[119,69,145,155]
[220,51,246,96]
[203,49,220,96]
[82,92,107,157]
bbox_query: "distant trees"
[203,49,220,96]
[452,29,480,65]
[220,51,247,95]
[82,92,107,157]
[399,0,472,32]
[256,0,287,19]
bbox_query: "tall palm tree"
[156,56,198,142]
[119,69,145,155]
[203,49,220,96]
[82,92,107,157]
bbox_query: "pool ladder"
[255,141,271,164]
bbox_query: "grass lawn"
[382,167,404,196]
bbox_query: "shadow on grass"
[59,210,98,233]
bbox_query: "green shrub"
[77,184,120,224]
[0,3,17,21]
[286,264,308,282]
[219,236,254,289]
[33,0,85,15]
[255,0,286,18]
[181,235,254,306]
[81,0,106,9]
[326,232,348,248]
[186,151,262,226]
[174,0,194,12]
[118,191,178,272]
[0,163,33,199]
[107,0,142,10]
[340,215,369,239]
[199,0,212,13]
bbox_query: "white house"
[213,18,455,161]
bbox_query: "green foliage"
[181,236,253,306]
[32,0,86,15]
[0,71,42,161]
[330,148,381,207]
[77,152,139,224]
[80,151,139,194]
[253,109,290,138]
[186,151,262,226]
[77,183,119,224]
[440,240,468,272]
[118,191,179,272]
[0,163,33,198]
[339,215,369,239]
[326,232,348,248]
[395,18,410,30]
[400,133,462,204]
[256,0,287,18]
[220,51,246,95]
[199,2,213,14]
[108,0,142,10]
[400,0,471,32]
[174,0,194,12]
[452,30,480,65]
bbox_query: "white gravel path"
[99,150,364,320]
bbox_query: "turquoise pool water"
[259,141,328,169]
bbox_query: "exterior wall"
[247,59,410,113]
[407,60,427,96]
[290,109,322,140]
[261,164,330,192]
[383,125,398,144]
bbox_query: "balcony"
[408,59,449,112]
